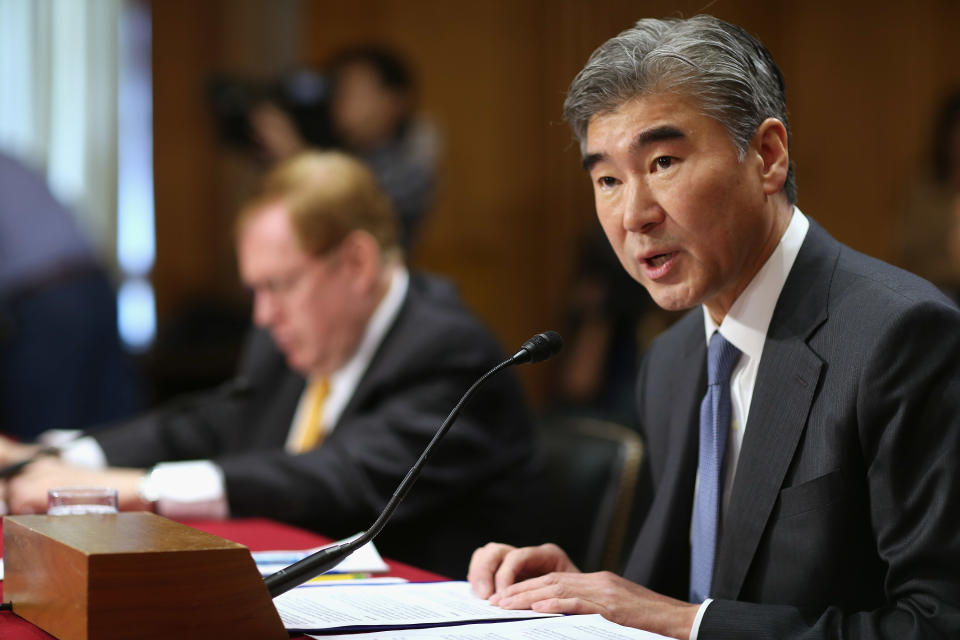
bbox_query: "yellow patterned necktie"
[294,377,330,452]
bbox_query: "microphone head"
[512,330,563,364]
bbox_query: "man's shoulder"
[406,272,461,306]
[778,219,958,333]
[818,231,959,325]
[403,272,479,332]
[835,244,953,305]
[382,271,508,365]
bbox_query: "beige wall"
[152,0,960,401]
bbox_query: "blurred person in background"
[0,151,142,442]
[143,47,437,409]
[0,151,539,578]
[245,46,438,252]
[899,90,960,302]
[548,225,668,427]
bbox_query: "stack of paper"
[275,581,557,633]
[255,538,672,639]
[315,614,674,639]
[274,581,670,638]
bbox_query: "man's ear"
[753,118,790,197]
[338,230,382,292]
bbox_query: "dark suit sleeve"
[92,330,281,466]
[90,386,246,465]
[701,300,960,639]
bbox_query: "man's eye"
[265,277,293,294]
[654,156,674,170]
[597,176,618,188]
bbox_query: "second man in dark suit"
[1,151,542,578]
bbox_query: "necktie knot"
[707,332,741,386]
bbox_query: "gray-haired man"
[469,15,960,640]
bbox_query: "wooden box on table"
[3,512,286,640]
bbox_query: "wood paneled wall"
[152,0,960,401]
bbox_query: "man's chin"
[284,352,313,376]
[646,286,702,313]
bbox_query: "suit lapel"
[331,277,414,433]
[711,221,838,599]
[624,312,704,595]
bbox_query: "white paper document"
[311,613,672,639]
[274,580,559,633]
[252,535,389,575]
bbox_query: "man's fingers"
[469,542,580,602]
[6,478,45,514]
[467,542,515,599]
[493,546,541,595]
[0,437,41,466]
[493,571,559,607]
[493,543,578,595]
[6,457,70,513]
[531,597,599,615]
[494,571,615,611]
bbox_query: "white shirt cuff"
[689,598,712,640]
[59,436,108,469]
[143,460,230,520]
[39,428,83,447]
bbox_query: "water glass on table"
[47,487,118,515]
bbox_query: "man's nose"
[252,290,278,327]
[622,181,664,233]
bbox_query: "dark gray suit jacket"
[624,220,960,638]
[93,274,543,577]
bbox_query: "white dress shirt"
[689,208,809,639]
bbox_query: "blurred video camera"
[206,68,336,151]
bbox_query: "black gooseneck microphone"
[265,330,563,598]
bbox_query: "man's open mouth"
[646,252,674,267]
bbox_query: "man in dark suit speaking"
[468,15,960,639]
[0,151,541,577]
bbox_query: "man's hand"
[4,457,152,513]
[0,434,44,467]
[250,102,307,162]
[467,542,579,599]
[492,570,699,640]
[467,542,699,640]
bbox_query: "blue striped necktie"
[690,331,741,603]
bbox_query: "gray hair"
[563,15,796,204]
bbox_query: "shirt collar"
[327,265,409,390]
[703,206,809,361]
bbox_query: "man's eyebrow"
[581,125,686,171]
[582,152,604,171]
[631,125,685,151]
